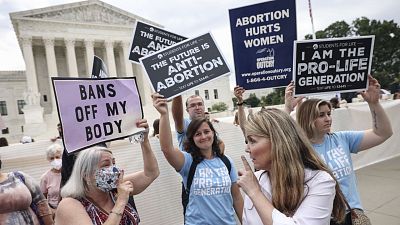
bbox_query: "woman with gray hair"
[55,119,159,225]
[40,143,63,212]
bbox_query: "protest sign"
[91,55,108,78]
[129,21,187,63]
[140,32,231,100]
[52,77,144,154]
[293,36,374,96]
[229,0,296,90]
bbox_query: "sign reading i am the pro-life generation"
[129,21,187,63]
[140,32,231,100]
[52,77,144,154]
[229,0,296,90]
[293,36,375,96]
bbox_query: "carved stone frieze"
[26,5,135,25]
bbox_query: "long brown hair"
[245,108,346,222]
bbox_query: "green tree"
[232,97,239,108]
[211,102,228,112]
[305,21,351,39]
[261,88,285,105]
[353,17,400,90]
[245,93,261,107]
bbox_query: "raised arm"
[124,119,160,195]
[152,93,185,171]
[358,75,393,151]
[172,95,185,133]
[284,81,304,114]
[56,172,134,225]
[234,86,247,138]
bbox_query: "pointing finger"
[118,169,124,185]
[241,155,252,171]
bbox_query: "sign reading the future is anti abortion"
[52,77,144,154]
[129,21,187,63]
[229,0,296,90]
[140,33,231,100]
[293,36,374,96]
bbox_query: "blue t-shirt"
[176,118,191,151]
[313,131,364,210]
[179,152,238,225]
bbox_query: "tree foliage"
[211,102,228,112]
[305,17,400,91]
[245,93,261,107]
[261,88,285,106]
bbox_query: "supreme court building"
[0,0,233,143]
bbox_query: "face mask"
[95,165,121,192]
[50,159,62,170]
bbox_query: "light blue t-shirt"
[313,131,364,210]
[179,152,238,225]
[176,118,191,151]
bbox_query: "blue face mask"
[94,165,121,192]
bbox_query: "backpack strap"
[186,159,200,194]
[220,155,232,174]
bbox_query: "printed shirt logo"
[192,166,231,196]
[319,146,352,180]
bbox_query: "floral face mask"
[94,165,121,192]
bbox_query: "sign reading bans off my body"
[52,77,144,154]
[140,32,231,100]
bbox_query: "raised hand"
[361,75,380,104]
[136,118,149,140]
[116,170,134,205]
[151,92,168,115]
[284,81,304,113]
[237,156,261,198]
[234,86,245,103]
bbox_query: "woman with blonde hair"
[238,108,346,225]
[287,75,393,225]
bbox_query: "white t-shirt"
[243,169,336,225]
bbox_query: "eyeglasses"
[188,102,203,108]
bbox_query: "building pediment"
[10,0,159,27]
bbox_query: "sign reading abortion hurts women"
[293,36,374,96]
[52,77,144,154]
[229,0,296,90]
[140,32,231,100]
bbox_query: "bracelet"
[111,210,123,217]
[237,102,244,106]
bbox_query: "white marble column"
[43,37,58,114]
[20,36,39,94]
[64,38,79,77]
[104,40,117,77]
[84,39,94,77]
[121,41,134,77]
[20,36,45,136]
